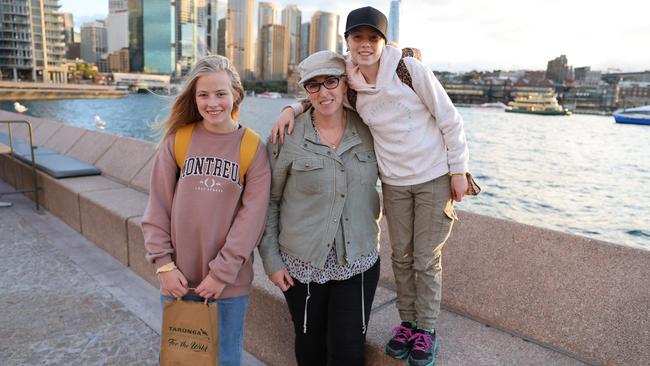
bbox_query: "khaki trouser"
[382,174,456,330]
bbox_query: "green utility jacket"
[259,108,381,275]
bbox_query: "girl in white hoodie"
[271,7,470,366]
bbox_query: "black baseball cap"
[344,6,388,41]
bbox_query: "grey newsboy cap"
[298,51,346,86]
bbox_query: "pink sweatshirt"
[141,122,271,298]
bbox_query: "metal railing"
[0,120,40,210]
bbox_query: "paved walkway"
[0,182,263,366]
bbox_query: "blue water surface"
[2,94,649,248]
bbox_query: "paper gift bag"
[160,297,219,366]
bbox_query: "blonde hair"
[158,55,245,142]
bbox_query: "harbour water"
[2,94,649,248]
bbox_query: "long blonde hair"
[158,55,245,142]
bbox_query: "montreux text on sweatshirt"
[180,155,240,185]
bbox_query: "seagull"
[94,114,106,130]
[14,102,27,113]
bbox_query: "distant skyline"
[60,0,650,72]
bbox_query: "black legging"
[283,259,380,366]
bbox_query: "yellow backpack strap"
[239,127,260,184]
[174,124,195,170]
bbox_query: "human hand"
[269,268,295,292]
[159,269,189,299]
[196,275,227,299]
[451,174,468,202]
[269,108,296,144]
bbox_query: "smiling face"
[306,75,347,118]
[346,26,386,68]
[194,71,237,133]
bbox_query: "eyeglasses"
[304,76,342,94]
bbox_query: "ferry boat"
[505,92,572,116]
[613,106,650,125]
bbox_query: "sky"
[60,0,650,73]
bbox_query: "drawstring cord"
[303,267,311,334]
[361,270,367,334]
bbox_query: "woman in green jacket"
[259,50,380,366]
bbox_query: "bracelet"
[449,172,466,177]
[156,262,177,274]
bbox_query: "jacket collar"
[301,107,362,158]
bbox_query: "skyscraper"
[80,21,107,64]
[206,0,228,56]
[62,12,76,59]
[300,22,310,61]
[129,0,175,74]
[227,0,256,80]
[176,0,209,75]
[0,0,66,82]
[259,24,287,81]
[107,0,129,53]
[309,11,339,54]
[258,2,277,31]
[387,0,401,45]
[281,5,301,66]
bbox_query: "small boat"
[477,102,508,109]
[613,106,650,125]
[505,92,571,116]
[257,91,282,99]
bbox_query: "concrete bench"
[1,133,101,179]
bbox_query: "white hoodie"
[345,45,469,186]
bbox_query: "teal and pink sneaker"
[385,321,415,359]
[407,329,439,366]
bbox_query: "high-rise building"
[227,0,256,79]
[259,24,287,81]
[546,54,572,84]
[387,0,401,45]
[175,0,209,75]
[300,22,310,61]
[129,0,175,74]
[0,0,66,82]
[258,2,277,31]
[128,0,144,72]
[80,21,108,64]
[309,11,339,54]
[206,0,228,56]
[62,12,75,59]
[107,0,129,54]
[108,47,130,72]
[281,5,301,66]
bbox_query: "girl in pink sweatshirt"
[142,55,270,365]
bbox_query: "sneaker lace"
[391,324,413,343]
[410,332,434,353]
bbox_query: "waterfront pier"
[0,81,127,101]
[1,110,648,365]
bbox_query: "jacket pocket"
[355,151,379,186]
[291,157,324,194]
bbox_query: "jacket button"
[341,194,345,198]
